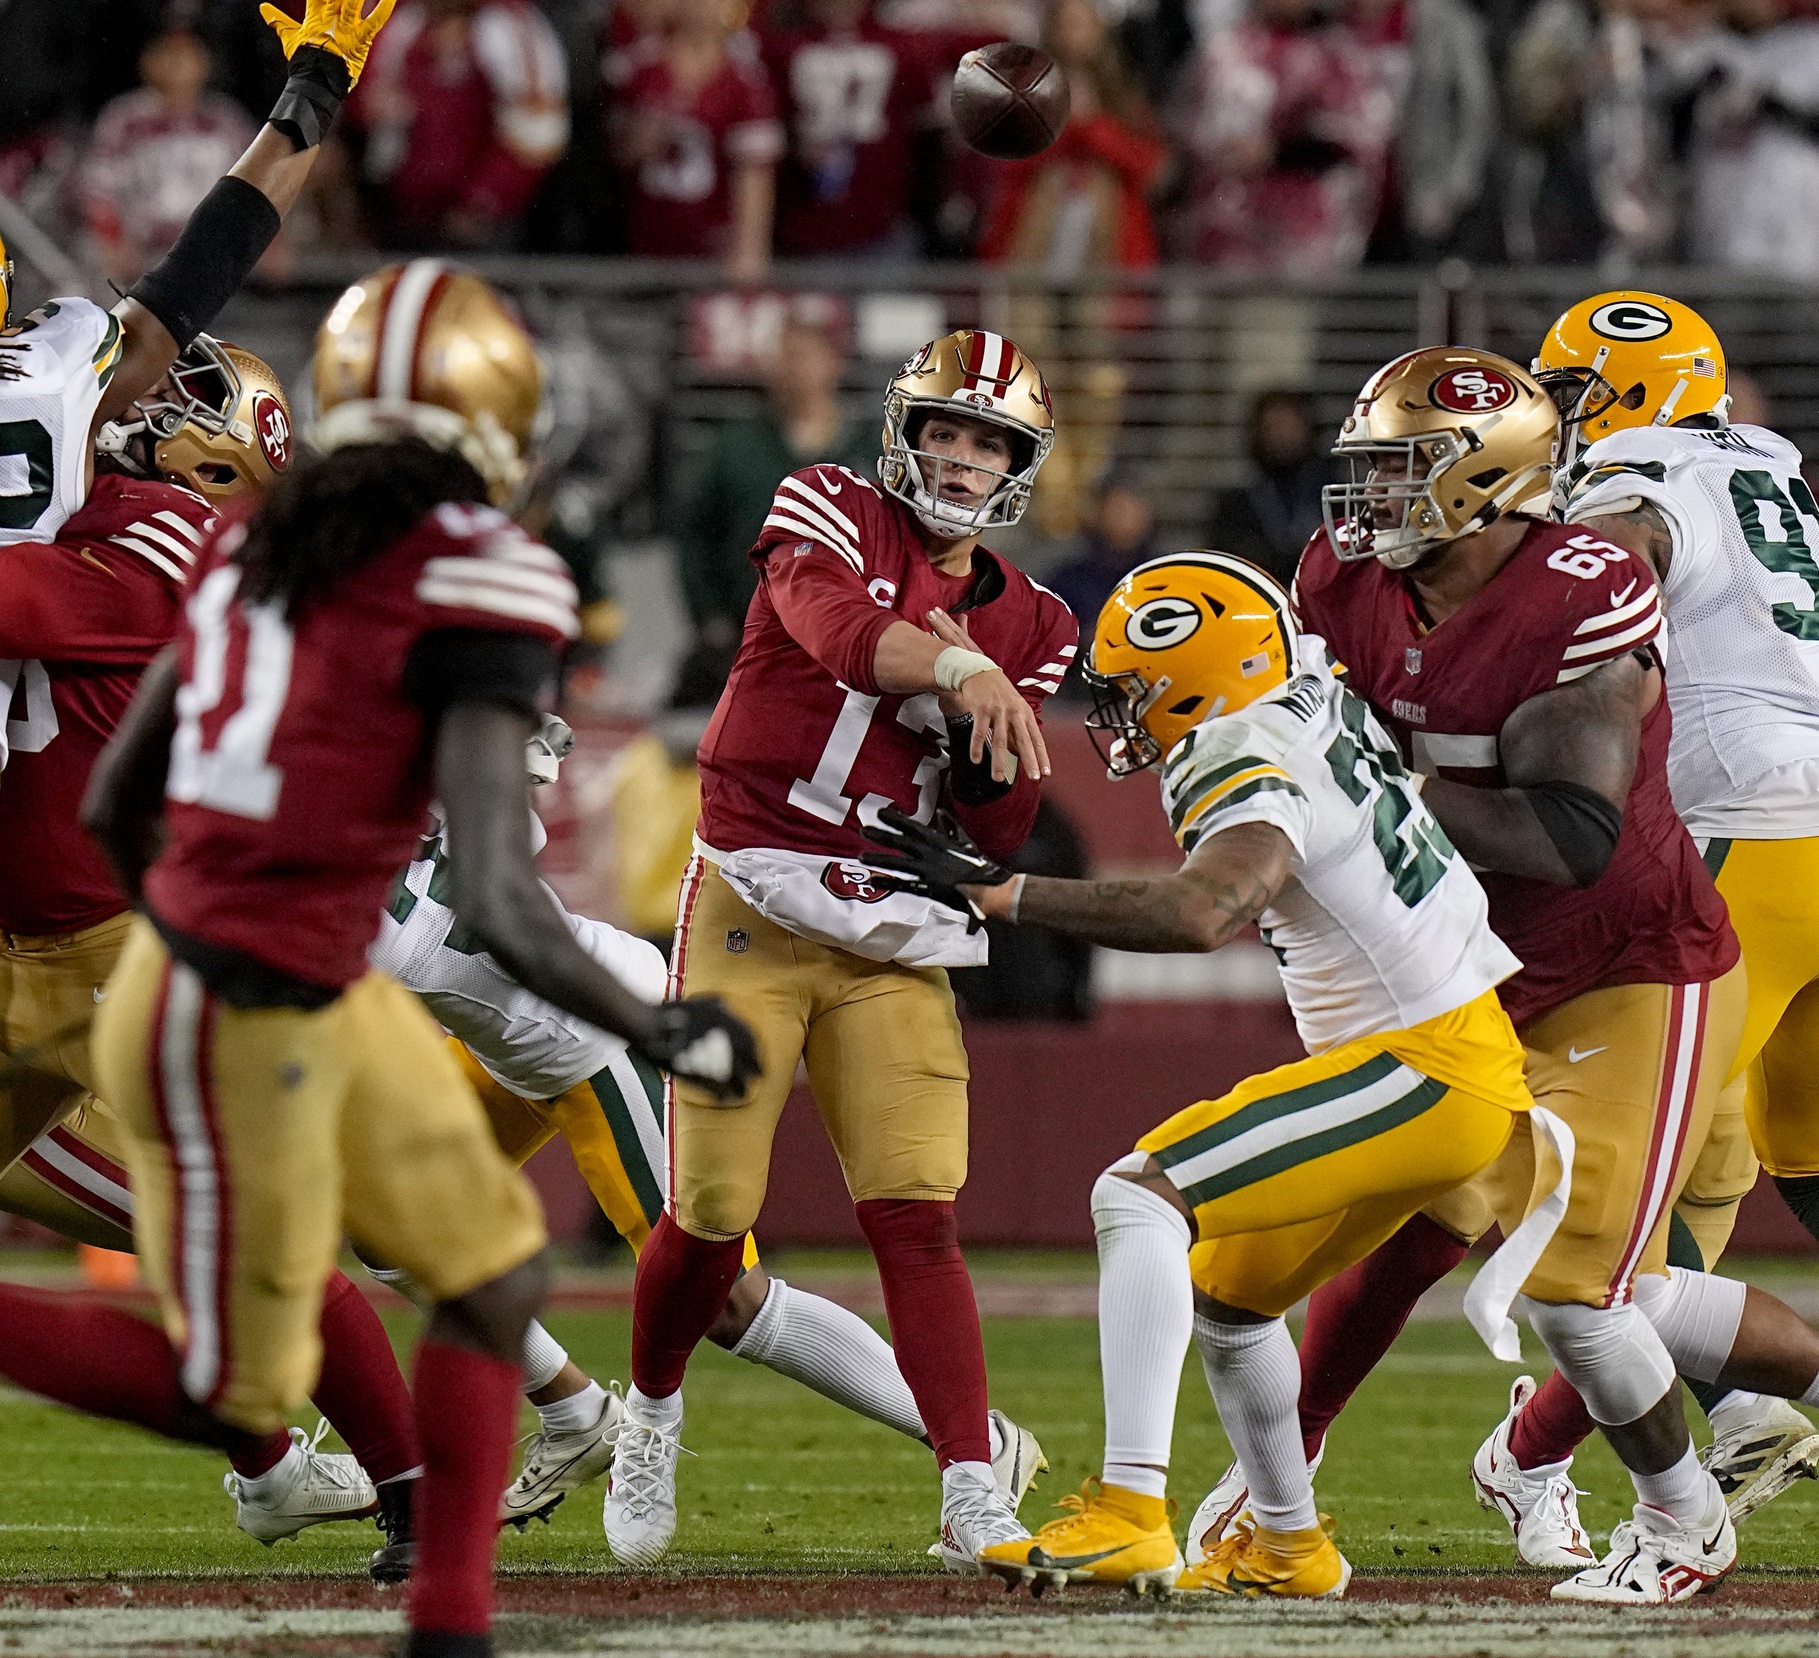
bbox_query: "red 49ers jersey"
[1294,517,1737,1026]
[144,501,577,990]
[697,464,1077,864]
[0,474,208,935]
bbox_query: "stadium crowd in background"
[10,0,1819,274]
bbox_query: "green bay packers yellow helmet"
[1533,292,1727,461]
[1323,347,1559,571]
[1084,552,1296,777]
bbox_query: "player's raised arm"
[433,700,760,1102]
[99,0,398,423]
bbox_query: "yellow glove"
[259,0,399,88]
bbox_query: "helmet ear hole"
[1620,382,1648,409]
[1467,468,1506,489]
[1167,695,1203,717]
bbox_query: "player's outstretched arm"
[1420,654,1646,888]
[99,0,398,423]
[80,647,182,902]
[434,700,760,1101]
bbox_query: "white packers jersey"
[1158,645,1520,1053]
[0,298,123,545]
[370,816,669,1101]
[1560,422,1819,839]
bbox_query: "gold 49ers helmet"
[312,260,545,508]
[1083,552,1297,777]
[1533,292,1727,462]
[94,334,294,500]
[1324,347,1559,571]
[879,329,1055,538]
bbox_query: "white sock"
[941,1459,996,1501]
[237,1443,300,1499]
[1802,1372,1819,1409]
[731,1277,927,1440]
[1196,1314,1317,1533]
[536,1379,608,1435]
[1631,1442,1718,1526]
[1091,1171,1194,1499]
[627,1383,682,1428]
[520,1317,569,1395]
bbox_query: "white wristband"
[1006,872,1026,922]
[933,646,999,693]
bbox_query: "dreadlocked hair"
[233,437,488,617]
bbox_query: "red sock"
[310,1269,421,1483]
[855,1198,989,1469]
[228,1431,292,1479]
[630,1211,745,1399]
[1509,1367,1597,1469]
[1297,1213,1469,1460]
[408,1339,519,1638]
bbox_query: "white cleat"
[502,1386,625,1528]
[1184,1442,1325,1567]
[989,1409,1047,1513]
[1551,1493,1736,1603]
[938,1461,1030,1575]
[1700,1395,1819,1526]
[604,1395,689,1567]
[1470,1375,1595,1569]
[224,1421,378,1544]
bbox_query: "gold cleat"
[1173,1515,1352,1599]
[976,1478,1182,1596]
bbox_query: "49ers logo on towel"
[822,860,894,903]
[252,392,292,471]
[1430,367,1515,414]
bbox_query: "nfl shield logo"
[1405,647,1422,675]
[725,929,750,954]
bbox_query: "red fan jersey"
[144,502,578,991]
[1294,518,1737,1026]
[696,464,1076,865]
[0,475,208,936]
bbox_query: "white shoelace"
[292,1419,372,1497]
[614,1420,692,1520]
[947,1482,1024,1548]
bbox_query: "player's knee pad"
[1630,1267,1745,1384]
[1520,1295,1677,1426]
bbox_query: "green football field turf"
[3,1265,1818,1583]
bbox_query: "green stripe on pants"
[588,1059,666,1229]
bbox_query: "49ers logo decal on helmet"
[1588,299,1672,341]
[1430,367,1516,414]
[1125,596,1202,650]
[822,860,894,903]
[252,391,292,471]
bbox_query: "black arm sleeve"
[403,629,559,719]
[127,177,282,350]
[1522,779,1624,889]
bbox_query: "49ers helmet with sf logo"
[1533,291,1727,463]
[1323,347,1559,571]
[879,329,1055,538]
[1083,552,1297,777]
[94,334,293,501]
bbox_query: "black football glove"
[638,996,761,1103]
[861,805,1013,930]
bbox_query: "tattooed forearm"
[1013,859,1278,954]
[1575,501,1673,580]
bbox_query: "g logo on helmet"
[822,860,893,904]
[1125,596,1202,650]
[252,392,292,471]
[1430,367,1515,414]
[1588,300,1671,342]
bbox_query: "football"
[951,42,1070,160]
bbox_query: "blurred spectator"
[1690,0,1819,277]
[1045,475,1161,683]
[1205,389,1330,586]
[347,0,570,250]
[608,0,782,277]
[977,0,1171,271]
[1348,0,1496,260]
[676,317,875,670]
[1728,366,1772,428]
[762,0,954,257]
[0,0,110,245]
[1173,0,1382,273]
[82,21,258,288]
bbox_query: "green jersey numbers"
[0,419,55,534]
[387,834,484,955]
[1728,469,1819,641]
[1324,688,1453,907]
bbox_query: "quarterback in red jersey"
[619,328,1076,1572]
[0,269,755,1658]
[1191,348,1746,1603]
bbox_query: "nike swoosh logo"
[1028,1545,1124,1569]
[1611,580,1637,606]
[823,479,843,494]
[1568,1046,1607,1063]
[1703,1526,1728,1555]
